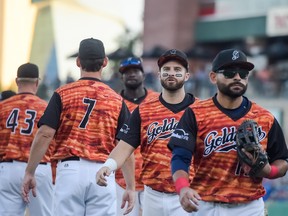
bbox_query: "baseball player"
[116,56,159,216]
[21,38,133,216]
[0,63,53,216]
[97,49,197,216]
[168,49,288,215]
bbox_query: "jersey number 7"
[79,98,96,129]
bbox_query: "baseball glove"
[236,119,268,177]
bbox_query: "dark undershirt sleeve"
[171,146,193,175]
[116,107,141,148]
[167,107,197,153]
[266,118,288,163]
[116,101,131,135]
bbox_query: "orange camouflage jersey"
[116,89,159,191]
[169,96,288,203]
[0,93,51,162]
[117,93,196,193]
[39,78,129,162]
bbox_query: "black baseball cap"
[212,49,254,72]
[119,57,143,73]
[17,63,39,79]
[157,49,189,70]
[78,38,105,59]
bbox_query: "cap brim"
[119,65,143,73]
[219,61,254,71]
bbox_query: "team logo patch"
[171,129,189,141]
[170,49,177,55]
[232,50,239,60]
[120,124,130,134]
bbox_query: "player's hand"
[241,148,254,174]
[96,167,112,186]
[21,172,37,203]
[179,187,201,213]
[121,189,135,215]
[241,148,271,177]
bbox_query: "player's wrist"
[103,158,117,171]
[175,177,190,194]
[267,165,279,179]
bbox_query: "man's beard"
[217,81,247,98]
[125,81,142,90]
[160,79,185,91]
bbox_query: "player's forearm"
[26,125,55,175]
[173,170,190,194]
[109,140,135,168]
[266,159,288,179]
[121,154,135,190]
[173,170,189,182]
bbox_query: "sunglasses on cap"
[216,69,249,79]
[120,57,142,68]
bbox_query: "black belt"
[0,159,47,165]
[0,159,13,163]
[148,186,176,194]
[213,201,243,207]
[61,156,80,162]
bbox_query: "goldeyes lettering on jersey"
[173,125,266,157]
[204,126,266,157]
[147,118,178,144]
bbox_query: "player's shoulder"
[99,84,123,101]
[147,89,160,96]
[188,96,213,109]
[145,91,160,103]
[250,101,274,118]
[54,81,75,95]
[56,79,122,101]
[0,94,21,107]
[140,93,159,106]
[34,97,48,106]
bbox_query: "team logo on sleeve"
[171,129,189,141]
[120,124,130,134]
[147,118,178,144]
[204,126,266,157]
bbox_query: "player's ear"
[209,71,217,84]
[76,57,81,68]
[35,79,39,87]
[102,57,109,68]
[184,70,190,81]
[158,70,161,79]
[142,72,146,82]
